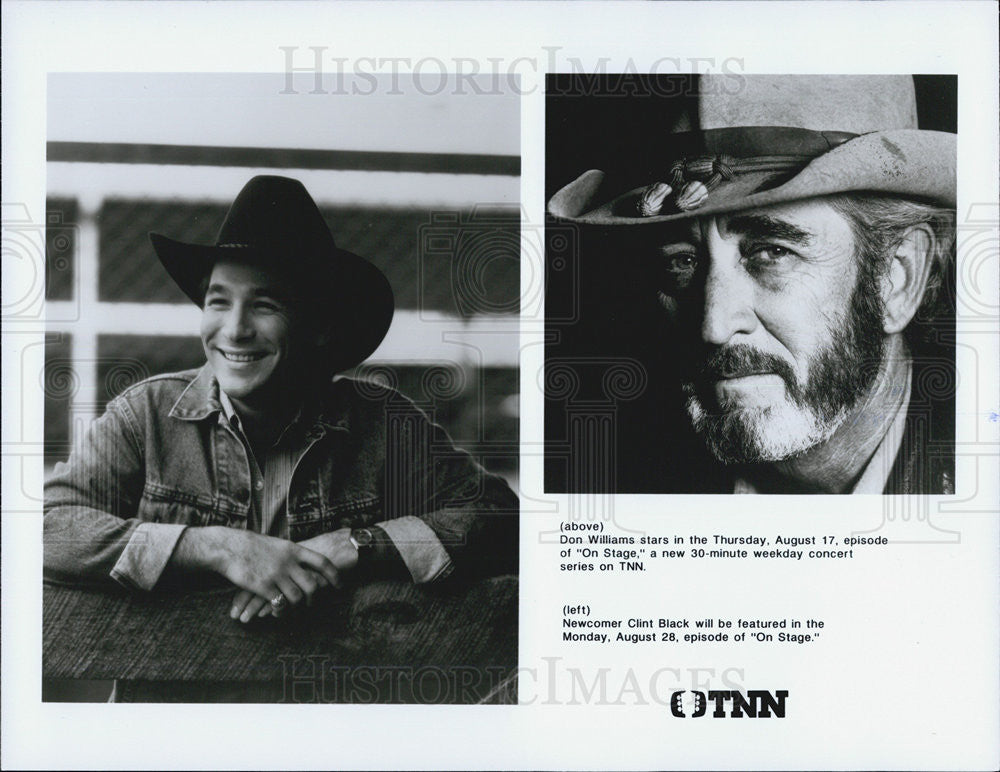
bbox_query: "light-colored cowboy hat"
[150,175,394,373]
[547,75,955,225]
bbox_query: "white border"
[3,2,998,770]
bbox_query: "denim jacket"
[44,365,518,590]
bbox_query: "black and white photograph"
[2,2,998,771]
[39,72,520,703]
[545,74,957,495]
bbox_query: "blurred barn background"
[44,73,520,490]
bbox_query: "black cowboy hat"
[150,175,394,373]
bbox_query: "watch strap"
[349,524,408,580]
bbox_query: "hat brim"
[149,233,395,374]
[548,129,956,225]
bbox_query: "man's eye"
[659,250,699,293]
[667,252,698,272]
[205,297,229,309]
[254,300,282,312]
[648,243,699,295]
[745,244,795,265]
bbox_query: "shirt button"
[255,480,264,490]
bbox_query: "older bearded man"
[547,75,955,494]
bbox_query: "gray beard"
[683,277,886,465]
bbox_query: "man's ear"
[881,223,936,334]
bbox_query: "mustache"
[688,344,795,384]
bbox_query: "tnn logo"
[670,690,787,718]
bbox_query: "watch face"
[352,528,374,548]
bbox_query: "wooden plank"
[46,142,521,177]
[43,577,517,703]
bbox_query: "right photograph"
[545,74,957,495]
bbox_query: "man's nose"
[222,305,254,340]
[700,258,757,346]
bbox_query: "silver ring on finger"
[270,593,288,612]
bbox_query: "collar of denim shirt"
[168,363,349,438]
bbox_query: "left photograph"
[41,72,520,704]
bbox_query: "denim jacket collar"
[167,364,350,437]
[168,365,222,421]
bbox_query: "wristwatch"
[349,527,375,556]
[348,525,408,579]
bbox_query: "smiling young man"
[548,75,956,494]
[45,176,518,632]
